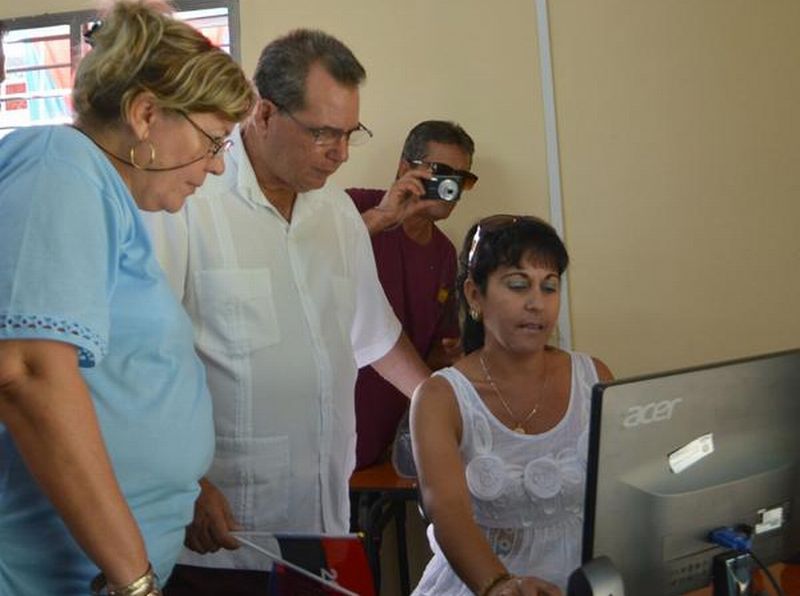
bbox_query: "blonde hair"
[73,0,255,124]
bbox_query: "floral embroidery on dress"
[0,314,106,367]
[554,448,585,514]
[523,456,562,499]
[466,454,507,500]
[555,448,583,483]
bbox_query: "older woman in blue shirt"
[0,2,255,595]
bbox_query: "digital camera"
[423,175,463,202]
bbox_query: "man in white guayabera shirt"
[145,29,430,595]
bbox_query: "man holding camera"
[347,120,478,471]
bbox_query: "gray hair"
[401,120,475,164]
[253,29,365,112]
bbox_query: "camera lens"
[437,178,460,201]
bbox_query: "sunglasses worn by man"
[407,159,479,191]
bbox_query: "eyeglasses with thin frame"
[268,98,373,147]
[466,214,546,271]
[407,159,479,191]
[181,112,234,158]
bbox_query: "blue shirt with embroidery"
[0,126,214,595]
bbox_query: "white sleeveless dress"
[413,351,598,595]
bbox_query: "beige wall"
[5,0,798,379]
[548,0,800,375]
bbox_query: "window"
[0,0,240,138]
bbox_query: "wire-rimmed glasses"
[268,98,373,147]
[181,112,234,158]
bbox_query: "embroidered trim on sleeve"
[1,314,107,367]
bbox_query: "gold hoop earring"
[129,140,156,170]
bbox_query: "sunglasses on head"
[407,159,479,191]
[466,214,546,270]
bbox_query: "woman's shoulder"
[411,369,464,436]
[2,126,125,198]
[590,356,614,382]
[1,126,61,161]
[3,126,113,179]
[549,347,613,382]
[416,365,478,415]
[417,367,461,401]
[5,125,91,152]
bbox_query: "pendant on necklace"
[513,426,526,434]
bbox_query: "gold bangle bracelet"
[477,571,514,596]
[90,563,161,596]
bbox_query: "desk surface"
[683,563,792,595]
[350,461,417,492]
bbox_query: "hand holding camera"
[409,160,478,202]
[371,169,430,229]
[368,160,478,233]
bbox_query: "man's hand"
[184,478,241,554]
[364,170,430,234]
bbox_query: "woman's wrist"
[477,570,515,596]
[90,563,161,596]
[487,575,520,596]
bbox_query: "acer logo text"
[622,398,683,428]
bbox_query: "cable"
[747,549,784,596]
[708,525,786,596]
[709,527,752,552]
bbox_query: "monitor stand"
[567,552,757,596]
[712,551,754,596]
[567,556,625,596]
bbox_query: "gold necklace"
[479,351,548,434]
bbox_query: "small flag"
[269,561,344,595]
[272,534,375,596]
[235,532,375,596]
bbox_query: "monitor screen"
[582,349,800,595]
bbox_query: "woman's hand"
[489,575,562,596]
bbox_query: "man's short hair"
[401,120,475,163]
[253,29,366,113]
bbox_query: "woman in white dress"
[411,215,614,596]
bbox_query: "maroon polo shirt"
[346,188,459,469]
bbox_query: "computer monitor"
[581,349,800,595]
